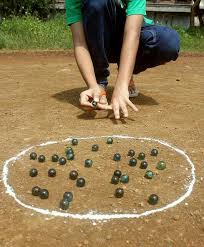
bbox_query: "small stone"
[85,159,93,168]
[72,138,78,146]
[29,168,38,177]
[83,240,89,245]
[144,170,154,179]
[30,152,37,160]
[76,177,86,187]
[113,153,121,161]
[129,158,137,167]
[128,149,135,157]
[120,174,129,184]
[38,155,45,163]
[138,152,145,160]
[140,161,148,169]
[60,199,69,210]
[32,186,41,196]
[156,161,166,170]
[59,157,67,165]
[69,170,78,180]
[173,215,180,221]
[106,235,112,240]
[156,218,162,224]
[138,202,144,208]
[114,170,122,178]
[115,188,124,198]
[92,144,99,151]
[63,192,73,202]
[194,210,200,216]
[151,149,158,156]
[148,194,159,205]
[111,176,119,184]
[107,137,113,144]
[48,168,56,177]
[51,154,59,162]
[39,189,49,199]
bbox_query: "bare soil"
[0,51,204,247]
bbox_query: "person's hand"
[79,85,111,110]
[111,84,138,119]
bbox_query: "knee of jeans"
[160,29,180,61]
[83,0,108,14]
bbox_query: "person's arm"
[111,15,143,119]
[71,22,97,89]
[71,22,106,107]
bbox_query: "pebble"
[173,215,180,221]
[156,218,162,224]
[138,202,144,208]
[83,240,89,245]
[106,235,112,240]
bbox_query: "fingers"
[111,100,138,119]
[113,104,120,120]
[80,92,93,107]
[121,104,128,118]
[99,95,108,105]
[97,103,112,110]
[93,94,99,103]
[80,91,111,110]
[127,100,138,112]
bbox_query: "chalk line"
[2,135,196,221]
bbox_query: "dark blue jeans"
[82,0,180,86]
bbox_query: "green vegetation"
[176,27,204,52]
[0,14,72,50]
[0,0,55,19]
[0,14,204,51]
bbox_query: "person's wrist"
[89,83,99,90]
[115,81,128,91]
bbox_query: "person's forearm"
[71,23,98,89]
[116,15,143,88]
[74,45,98,88]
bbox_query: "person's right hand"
[79,85,111,110]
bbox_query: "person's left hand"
[110,84,138,119]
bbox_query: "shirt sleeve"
[65,0,82,25]
[126,0,146,16]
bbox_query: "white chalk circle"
[2,135,196,221]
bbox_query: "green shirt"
[65,0,153,26]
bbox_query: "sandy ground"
[0,51,204,247]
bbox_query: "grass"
[0,14,72,50]
[0,14,204,52]
[176,27,204,52]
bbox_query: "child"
[66,0,180,119]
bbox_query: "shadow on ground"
[52,87,159,122]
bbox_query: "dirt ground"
[0,51,204,247]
